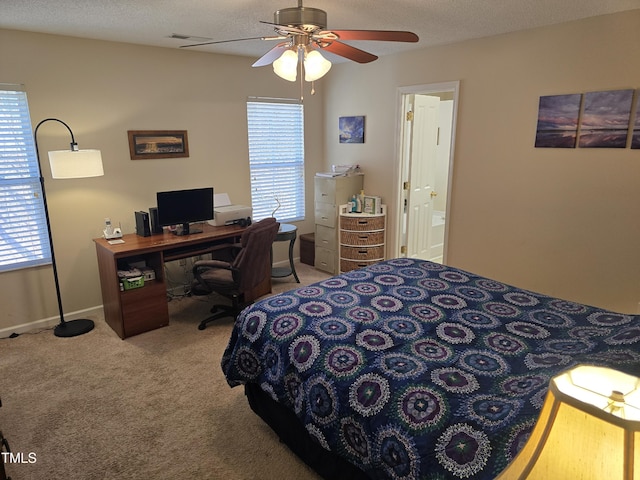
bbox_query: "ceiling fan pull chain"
[299,61,304,102]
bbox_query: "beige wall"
[324,10,640,313]
[0,29,324,333]
[1,10,639,334]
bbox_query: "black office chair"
[192,217,279,330]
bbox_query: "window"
[247,99,305,222]
[0,85,51,272]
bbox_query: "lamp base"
[54,319,95,338]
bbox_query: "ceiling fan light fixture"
[304,49,331,82]
[273,49,298,81]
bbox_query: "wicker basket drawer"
[340,230,384,246]
[340,215,385,231]
[341,245,384,261]
[340,258,381,272]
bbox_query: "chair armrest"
[193,259,232,272]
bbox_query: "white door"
[405,94,439,260]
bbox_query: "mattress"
[222,258,640,479]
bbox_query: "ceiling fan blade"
[252,42,291,67]
[322,30,419,43]
[180,36,282,48]
[320,41,378,64]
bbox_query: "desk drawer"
[121,282,169,337]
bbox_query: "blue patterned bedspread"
[222,258,640,479]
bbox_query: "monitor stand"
[172,223,202,236]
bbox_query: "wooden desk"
[94,223,254,339]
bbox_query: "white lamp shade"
[273,49,298,82]
[48,149,104,179]
[304,50,332,82]
[497,365,640,480]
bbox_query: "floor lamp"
[34,118,104,338]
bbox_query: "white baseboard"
[0,305,104,338]
[2,259,301,338]
[273,257,300,268]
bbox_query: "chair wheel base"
[197,303,237,330]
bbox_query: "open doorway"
[394,82,459,263]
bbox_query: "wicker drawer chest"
[338,204,386,273]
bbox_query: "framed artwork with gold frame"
[127,130,189,159]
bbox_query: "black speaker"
[149,207,163,234]
[135,211,151,237]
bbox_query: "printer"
[208,193,252,227]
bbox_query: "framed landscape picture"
[128,130,189,159]
[534,94,582,148]
[631,91,640,149]
[339,116,365,143]
[578,89,633,148]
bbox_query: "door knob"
[430,191,438,198]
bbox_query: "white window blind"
[247,100,305,222]
[0,85,51,272]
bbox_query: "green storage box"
[122,276,144,290]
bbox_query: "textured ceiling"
[2,0,639,62]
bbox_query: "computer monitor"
[156,187,214,235]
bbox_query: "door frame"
[392,81,460,262]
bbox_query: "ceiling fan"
[180,1,419,83]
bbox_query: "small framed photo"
[128,130,189,160]
[339,116,365,143]
[363,195,382,214]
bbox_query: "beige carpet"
[0,263,330,480]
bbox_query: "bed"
[221,258,640,479]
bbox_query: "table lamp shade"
[497,365,640,480]
[48,149,104,179]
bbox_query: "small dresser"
[338,204,386,273]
